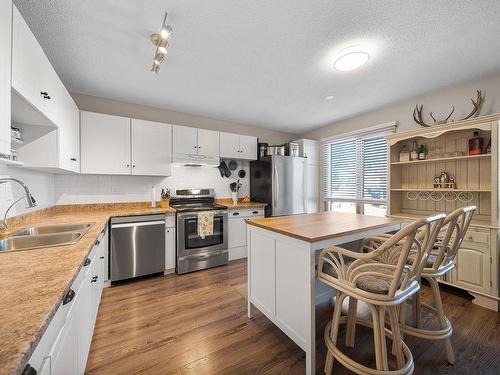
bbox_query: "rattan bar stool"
[362,206,476,365]
[317,214,445,375]
[402,206,475,364]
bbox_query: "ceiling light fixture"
[334,46,370,72]
[150,12,173,74]
[325,95,334,101]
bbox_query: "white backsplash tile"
[55,160,250,205]
[0,166,56,218]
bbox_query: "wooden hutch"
[386,114,500,311]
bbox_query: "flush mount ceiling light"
[324,95,334,101]
[150,12,173,74]
[334,46,370,72]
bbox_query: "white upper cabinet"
[57,90,80,172]
[81,112,131,175]
[11,5,81,172]
[239,134,258,160]
[12,6,68,128]
[172,125,197,155]
[219,132,240,159]
[81,112,172,176]
[197,128,220,158]
[0,0,12,156]
[131,119,172,176]
[219,132,257,160]
[172,125,220,164]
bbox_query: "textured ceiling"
[13,0,500,133]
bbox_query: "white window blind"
[322,122,396,213]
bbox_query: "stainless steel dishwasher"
[110,215,165,283]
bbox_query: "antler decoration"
[459,90,484,121]
[412,90,484,128]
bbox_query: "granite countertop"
[247,211,404,242]
[215,199,267,209]
[0,205,175,375]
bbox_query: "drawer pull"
[84,258,91,266]
[252,211,258,214]
[232,212,240,216]
[63,289,76,305]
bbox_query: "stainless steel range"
[170,189,228,274]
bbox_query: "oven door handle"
[177,211,228,219]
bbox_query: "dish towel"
[197,211,214,239]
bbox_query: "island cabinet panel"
[249,231,276,317]
[275,241,309,344]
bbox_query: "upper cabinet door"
[131,119,172,176]
[12,6,53,123]
[219,132,240,159]
[81,112,131,175]
[58,97,80,172]
[0,0,12,155]
[197,129,219,158]
[173,125,198,156]
[239,135,258,160]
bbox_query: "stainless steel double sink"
[0,223,94,253]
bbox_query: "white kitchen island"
[246,212,403,375]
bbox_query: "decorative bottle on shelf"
[418,144,427,160]
[410,141,419,161]
[468,131,483,155]
[399,145,410,162]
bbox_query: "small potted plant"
[229,180,242,205]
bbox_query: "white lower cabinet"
[27,227,109,374]
[165,216,176,272]
[51,308,78,375]
[228,208,264,261]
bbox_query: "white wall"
[301,72,500,140]
[0,166,55,218]
[55,161,250,204]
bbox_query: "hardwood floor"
[86,260,500,374]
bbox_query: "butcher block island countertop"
[246,211,404,242]
[0,203,176,375]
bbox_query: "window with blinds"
[322,132,389,215]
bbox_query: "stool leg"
[388,306,405,369]
[369,304,384,371]
[345,297,358,348]
[378,306,389,371]
[325,291,344,375]
[427,276,455,364]
[412,281,422,328]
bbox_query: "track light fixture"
[150,12,173,74]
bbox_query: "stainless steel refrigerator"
[250,155,310,217]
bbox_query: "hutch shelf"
[386,114,500,311]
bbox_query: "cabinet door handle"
[133,164,136,168]
[100,256,105,259]
[40,91,51,99]
[70,158,77,162]
[126,163,130,167]
[84,258,91,266]
[232,212,239,216]
[63,289,76,305]
[91,276,98,283]
[252,211,258,214]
